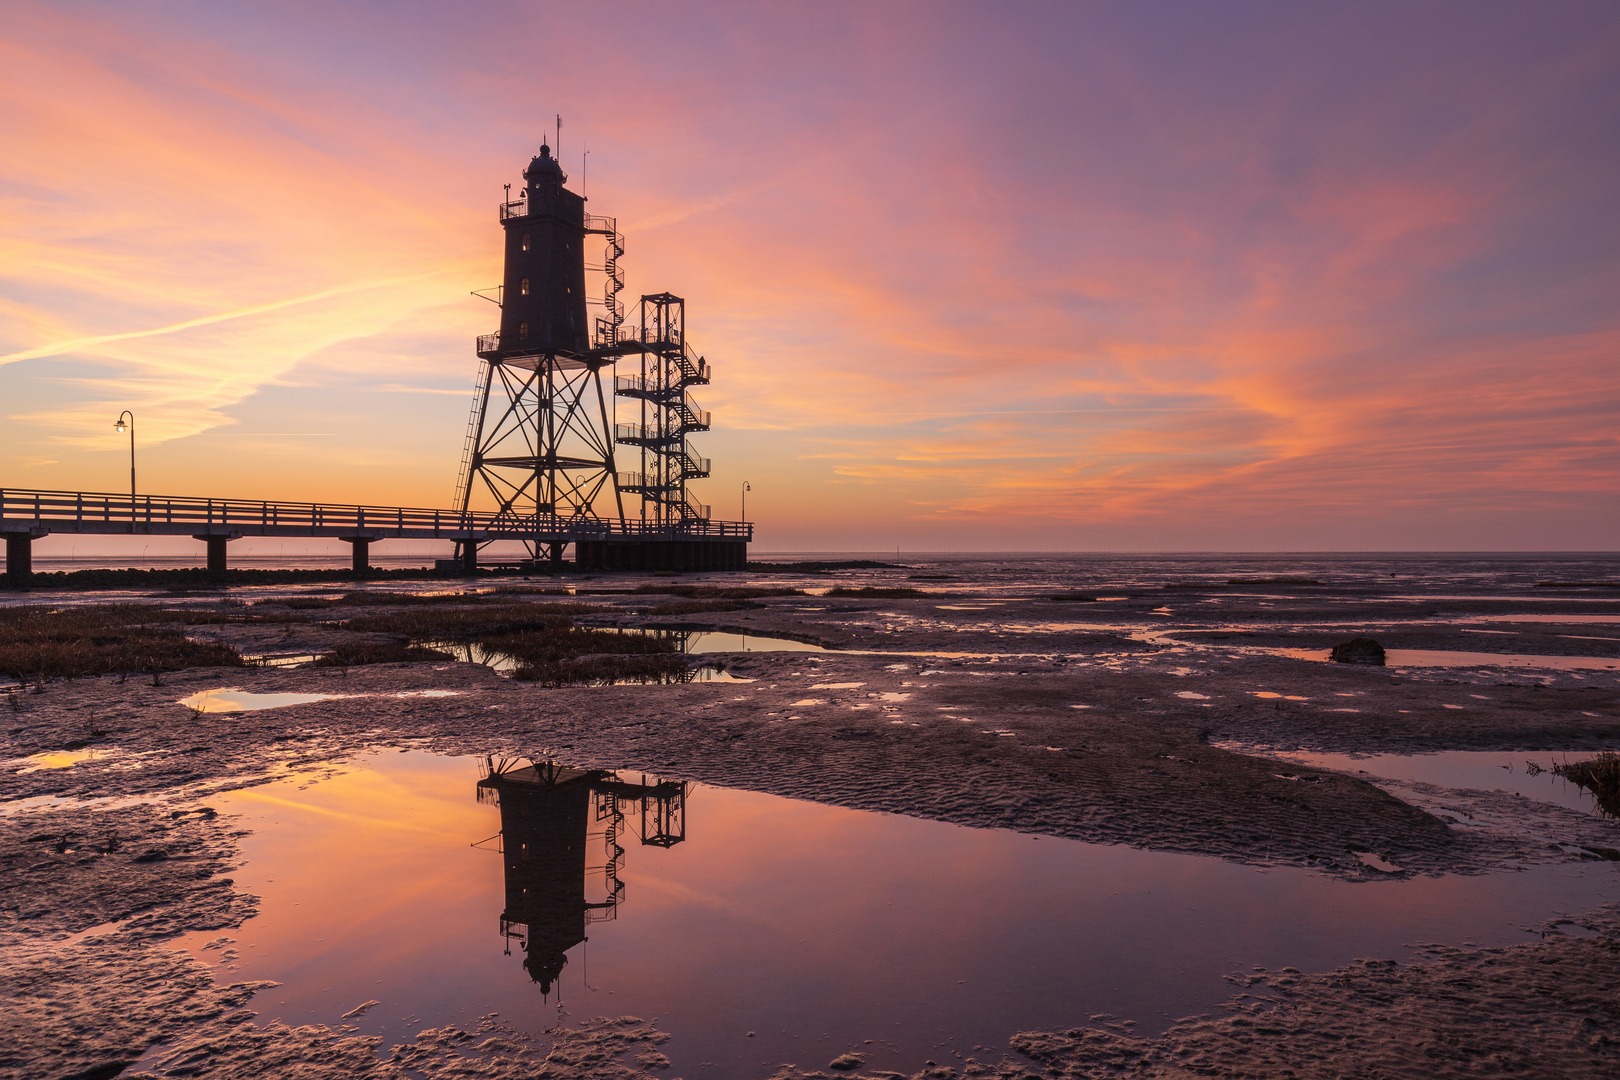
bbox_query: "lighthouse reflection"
[475,758,688,995]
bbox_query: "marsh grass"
[646,599,758,615]
[824,586,929,599]
[253,591,493,611]
[313,642,454,667]
[341,603,602,638]
[333,602,679,685]
[747,560,900,573]
[0,604,245,681]
[489,585,574,596]
[490,625,686,686]
[164,608,305,624]
[476,626,677,666]
[1555,753,1620,818]
[510,652,693,687]
[612,585,801,599]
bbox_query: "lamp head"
[115,419,126,433]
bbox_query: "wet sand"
[3,562,1619,1078]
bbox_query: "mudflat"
[3,554,1619,1078]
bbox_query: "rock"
[1331,638,1386,665]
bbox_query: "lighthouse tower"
[454,143,623,566]
[453,144,748,571]
[499,145,589,356]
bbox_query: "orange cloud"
[2,2,1616,548]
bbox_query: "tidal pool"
[1459,614,1620,625]
[178,689,348,713]
[1260,647,1620,671]
[679,631,826,653]
[429,630,822,676]
[156,751,1620,1077]
[10,748,111,772]
[1225,746,1603,815]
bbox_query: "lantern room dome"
[524,144,565,185]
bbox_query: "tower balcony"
[614,423,682,448]
[477,332,501,358]
[616,471,677,494]
[614,373,670,400]
[499,200,529,221]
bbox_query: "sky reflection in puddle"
[170,751,1619,1077]
[11,748,111,772]
[1456,614,1620,623]
[1257,647,1619,671]
[678,631,826,653]
[1225,746,1603,815]
[178,689,459,713]
[178,689,346,713]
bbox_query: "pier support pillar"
[192,533,238,573]
[4,531,36,584]
[460,539,478,575]
[340,536,372,577]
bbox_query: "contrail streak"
[0,270,456,366]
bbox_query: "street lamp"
[741,480,751,523]
[114,411,135,528]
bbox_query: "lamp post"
[114,411,135,529]
[741,480,751,525]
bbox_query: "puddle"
[691,668,753,683]
[168,751,1618,1076]
[10,748,111,772]
[1385,595,1620,604]
[1260,648,1620,671]
[241,652,321,669]
[1228,747,1603,815]
[178,689,346,713]
[1459,614,1620,625]
[426,640,523,672]
[427,636,753,682]
[0,791,161,817]
[677,631,826,653]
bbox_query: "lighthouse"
[498,144,590,357]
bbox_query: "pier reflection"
[475,758,688,994]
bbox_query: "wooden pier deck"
[1,488,749,578]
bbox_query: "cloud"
[3,1,1617,547]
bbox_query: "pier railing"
[0,488,751,542]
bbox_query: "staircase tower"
[614,294,713,526]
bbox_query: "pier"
[0,487,750,581]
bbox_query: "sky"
[2,1,1618,552]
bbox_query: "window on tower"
[520,278,530,296]
[519,322,529,340]
[521,232,531,251]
